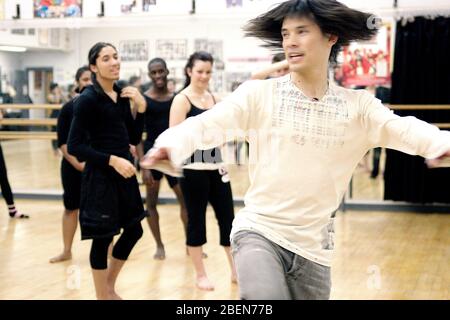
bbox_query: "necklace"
[192,91,208,103]
[291,77,329,101]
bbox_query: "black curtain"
[384,16,450,204]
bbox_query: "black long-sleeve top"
[57,99,75,149]
[67,84,145,168]
[57,88,81,148]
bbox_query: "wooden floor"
[0,140,448,300]
[1,201,448,300]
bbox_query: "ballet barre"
[0,104,59,140]
[2,104,450,111]
[0,118,57,126]
[389,104,450,110]
[0,104,449,141]
[0,132,57,140]
[0,104,62,110]
[388,104,450,129]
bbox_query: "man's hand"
[426,150,450,168]
[139,147,170,169]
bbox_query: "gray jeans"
[231,230,331,300]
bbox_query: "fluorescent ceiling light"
[0,46,27,52]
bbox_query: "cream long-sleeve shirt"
[152,74,450,266]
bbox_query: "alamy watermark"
[66,265,82,290]
[367,15,383,30]
[367,265,382,290]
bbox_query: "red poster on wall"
[334,23,392,88]
[34,0,82,18]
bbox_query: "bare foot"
[153,246,166,260]
[108,285,123,300]
[109,291,123,300]
[186,247,208,259]
[49,252,72,263]
[196,276,215,291]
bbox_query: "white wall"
[3,0,450,92]
[0,28,36,47]
[78,19,271,63]
[0,51,21,75]
[10,17,271,90]
[0,51,21,91]
[11,18,272,93]
[21,50,79,84]
[77,18,273,91]
[19,30,81,86]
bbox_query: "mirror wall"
[0,1,414,204]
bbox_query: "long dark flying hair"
[183,51,214,89]
[87,42,118,95]
[243,0,379,63]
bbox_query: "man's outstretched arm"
[140,80,259,171]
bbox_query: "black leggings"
[89,223,143,270]
[180,169,234,247]
[0,145,14,205]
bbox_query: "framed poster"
[119,0,156,14]
[333,23,392,87]
[156,39,188,60]
[226,0,242,7]
[34,0,82,18]
[120,0,139,14]
[143,0,156,12]
[119,40,149,62]
[194,39,225,70]
[195,39,223,61]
